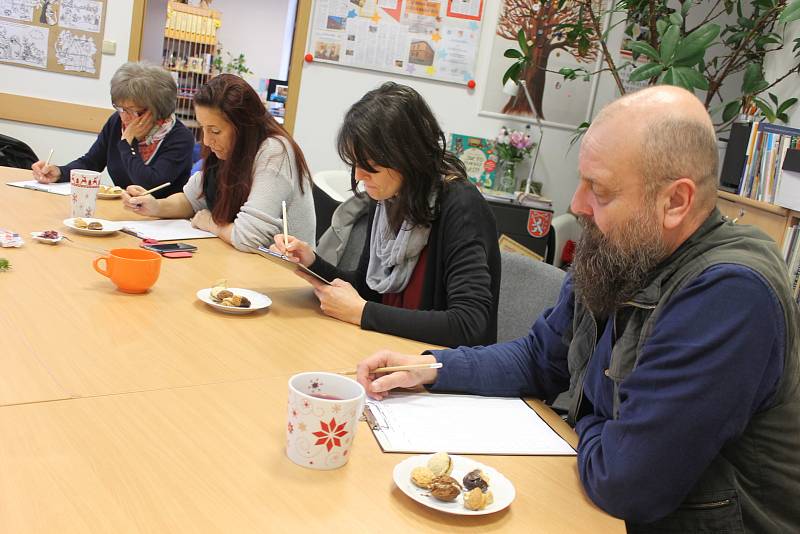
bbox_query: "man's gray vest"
[565,209,800,533]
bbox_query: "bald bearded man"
[356,86,800,533]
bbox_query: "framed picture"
[479,0,607,130]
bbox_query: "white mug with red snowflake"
[286,372,366,470]
[70,169,101,218]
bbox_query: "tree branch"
[762,62,800,92]
[648,0,658,51]
[704,5,783,106]
[685,0,724,34]
[581,0,626,94]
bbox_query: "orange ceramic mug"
[93,248,162,293]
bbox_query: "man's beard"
[571,209,670,319]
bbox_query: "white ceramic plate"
[393,454,515,516]
[62,218,123,236]
[196,287,272,315]
[30,231,64,245]
[97,186,123,199]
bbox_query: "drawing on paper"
[58,0,102,33]
[38,0,57,25]
[481,0,605,129]
[55,29,97,72]
[0,0,36,22]
[0,20,48,68]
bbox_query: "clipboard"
[362,393,576,456]
[248,244,332,285]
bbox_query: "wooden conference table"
[0,167,623,533]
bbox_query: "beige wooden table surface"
[0,166,624,532]
[0,167,434,399]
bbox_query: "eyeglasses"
[113,105,146,117]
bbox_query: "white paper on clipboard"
[364,392,576,456]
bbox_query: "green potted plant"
[224,52,253,77]
[502,0,800,130]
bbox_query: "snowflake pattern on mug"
[312,418,348,452]
[308,377,324,393]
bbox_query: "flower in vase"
[494,125,535,164]
[492,125,536,193]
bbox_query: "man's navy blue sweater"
[429,265,783,523]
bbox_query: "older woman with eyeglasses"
[31,62,193,198]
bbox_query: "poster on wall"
[450,133,497,188]
[480,0,606,129]
[0,0,106,78]
[308,0,484,85]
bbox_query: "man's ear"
[662,178,695,230]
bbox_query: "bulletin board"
[0,0,107,78]
[307,0,484,86]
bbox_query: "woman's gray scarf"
[365,194,435,294]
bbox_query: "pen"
[281,200,289,251]
[44,148,54,168]
[139,182,171,196]
[339,362,444,375]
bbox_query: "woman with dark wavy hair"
[272,82,501,347]
[122,74,315,250]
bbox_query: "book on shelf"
[775,148,800,212]
[782,224,800,304]
[734,122,800,204]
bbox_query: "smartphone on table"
[141,242,198,255]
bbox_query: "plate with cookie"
[97,185,124,199]
[63,217,123,236]
[196,279,271,315]
[31,230,65,245]
[393,452,515,516]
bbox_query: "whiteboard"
[307,0,484,86]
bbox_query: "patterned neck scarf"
[125,114,177,164]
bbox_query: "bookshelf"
[717,190,799,247]
[161,1,221,139]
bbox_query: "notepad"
[119,219,216,241]
[8,180,71,196]
[364,393,576,455]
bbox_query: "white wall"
[0,0,134,174]
[214,0,294,81]
[140,0,169,66]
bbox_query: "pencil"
[140,182,171,196]
[44,148,54,168]
[281,200,289,251]
[339,362,443,376]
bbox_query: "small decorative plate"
[30,231,64,245]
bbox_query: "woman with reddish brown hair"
[122,74,315,250]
